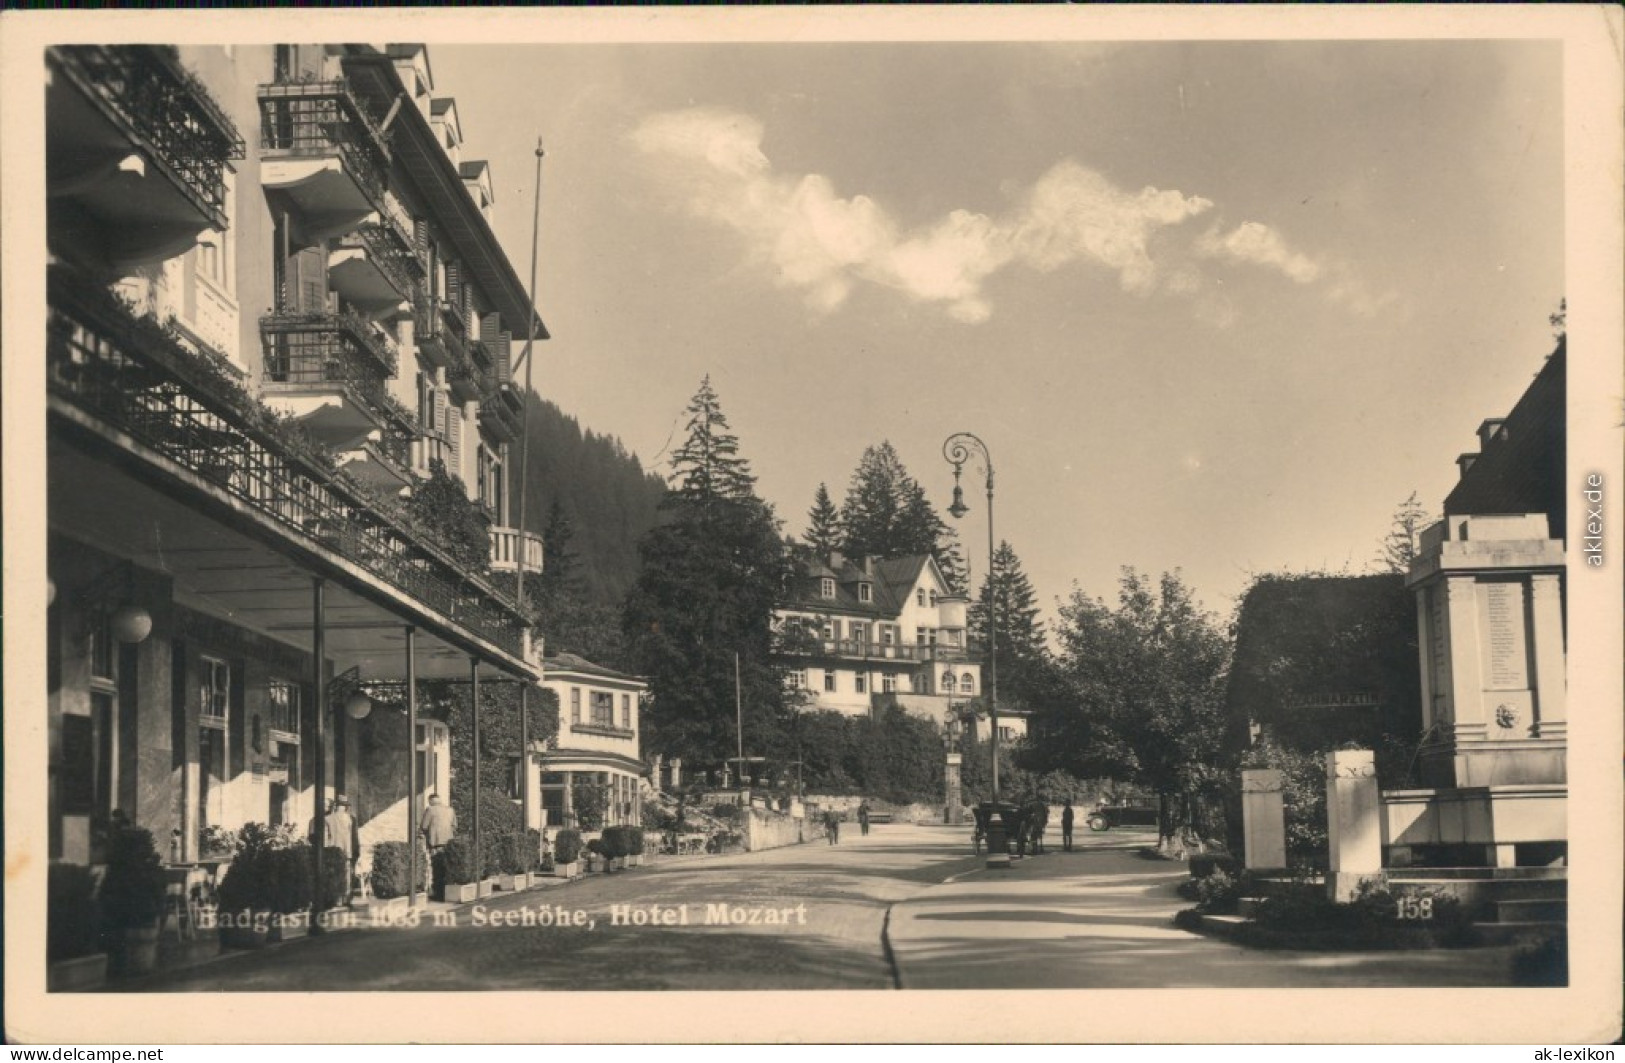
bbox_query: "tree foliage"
[1030,570,1230,816]
[513,392,666,607]
[623,378,793,765]
[967,540,1050,708]
[803,483,842,556]
[837,442,966,589]
[782,706,945,804]
[1377,492,1434,574]
[534,498,627,669]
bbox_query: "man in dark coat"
[1061,799,1075,851]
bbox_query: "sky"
[430,37,1564,628]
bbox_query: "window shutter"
[446,405,463,470]
[496,331,512,384]
[445,261,461,306]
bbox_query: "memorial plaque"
[1480,581,1529,690]
[1427,585,1450,707]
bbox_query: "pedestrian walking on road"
[1061,799,1075,851]
[857,802,871,836]
[421,793,456,897]
[824,809,840,844]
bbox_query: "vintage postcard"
[3,5,1621,1046]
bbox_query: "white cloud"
[1195,222,1322,284]
[631,107,1376,325]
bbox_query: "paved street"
[120,821,1518,992]
[889,829,1521,989]
[124,822,980,992]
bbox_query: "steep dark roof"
[1444,340,1565,539]
[783,552,936,618]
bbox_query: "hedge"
[436,836,480,886]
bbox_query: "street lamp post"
[943,432,1012,870]
[942,432,999,801]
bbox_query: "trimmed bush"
[553,829,583,865]
[497,832,528,876]
[370,841,430,900]
[49,862,103,962]
[437,836,480,886]
[98,817,166,940]
[627,827,646,857]
[598,827,629,861]
[524,828,544,872]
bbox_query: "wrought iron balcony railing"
[336,222,420,304]
[777,635,983,662]
[570,722,636,741]
[258,78,391,212]
[478,382,525,444]
[49,46,245,231]
[414,295,467,369]
[48,273,528,658]
[260,309,398,378]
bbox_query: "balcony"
[414,295,465,370]
[47,46,245,271]
[571,722,636,742]
[339,431,415,492]
[259,312,407,441]
[47,271,528,658]
[779,636,921,662]
[447,338,494,403]
[258,78,390,237]
[478,382,525,444]
[330,222,420,314]
[489,526,544,575]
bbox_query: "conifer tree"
[1377,492,1434,574]
[804,483,842,556]
[837,441,965,588]
[623,377,792,764]
[968,541,1050,694]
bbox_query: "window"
[855,674,867,695]
[945,629,961,647]
[821,577,835,599]
[858,582,872,603]
[881,626,895,646]
[916,589,926,607]
[941,671,956,694]
[590,691,613,727]
[998,726,1014,743]
[882,674,896,693]
[961,673,975,694]
[267,680,301,740]
[570,687,581,724]
[823,670,836,693]
[850,622,868,646]
[621,694,632,730]
[929,591,938,607]
[787,670,806,690]
[198,656,231,833]
[821,618,835,640]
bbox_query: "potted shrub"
[369,840,431,904]
[494,832,527,892]
[600,826,631,871]
[97,814,166,977]
[626,827,646,868]
[216,822,310,947]
[48,862,107,990]
[552,829,582,879]
[478,831,507,895]
[435,836,480,903]
[524,828,545,887]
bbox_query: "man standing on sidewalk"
[1061,799,1075,852]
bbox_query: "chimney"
[829,550,845,570]
[1477,418,1507,448]
[864,555,879,576]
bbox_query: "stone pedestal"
[1406,515,1566,790]
[1240,768,1286,871]
[1326,749,1382,901]
[944,752,963,825]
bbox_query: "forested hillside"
[512,393,667,607]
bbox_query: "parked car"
[1086,800,1159,832]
